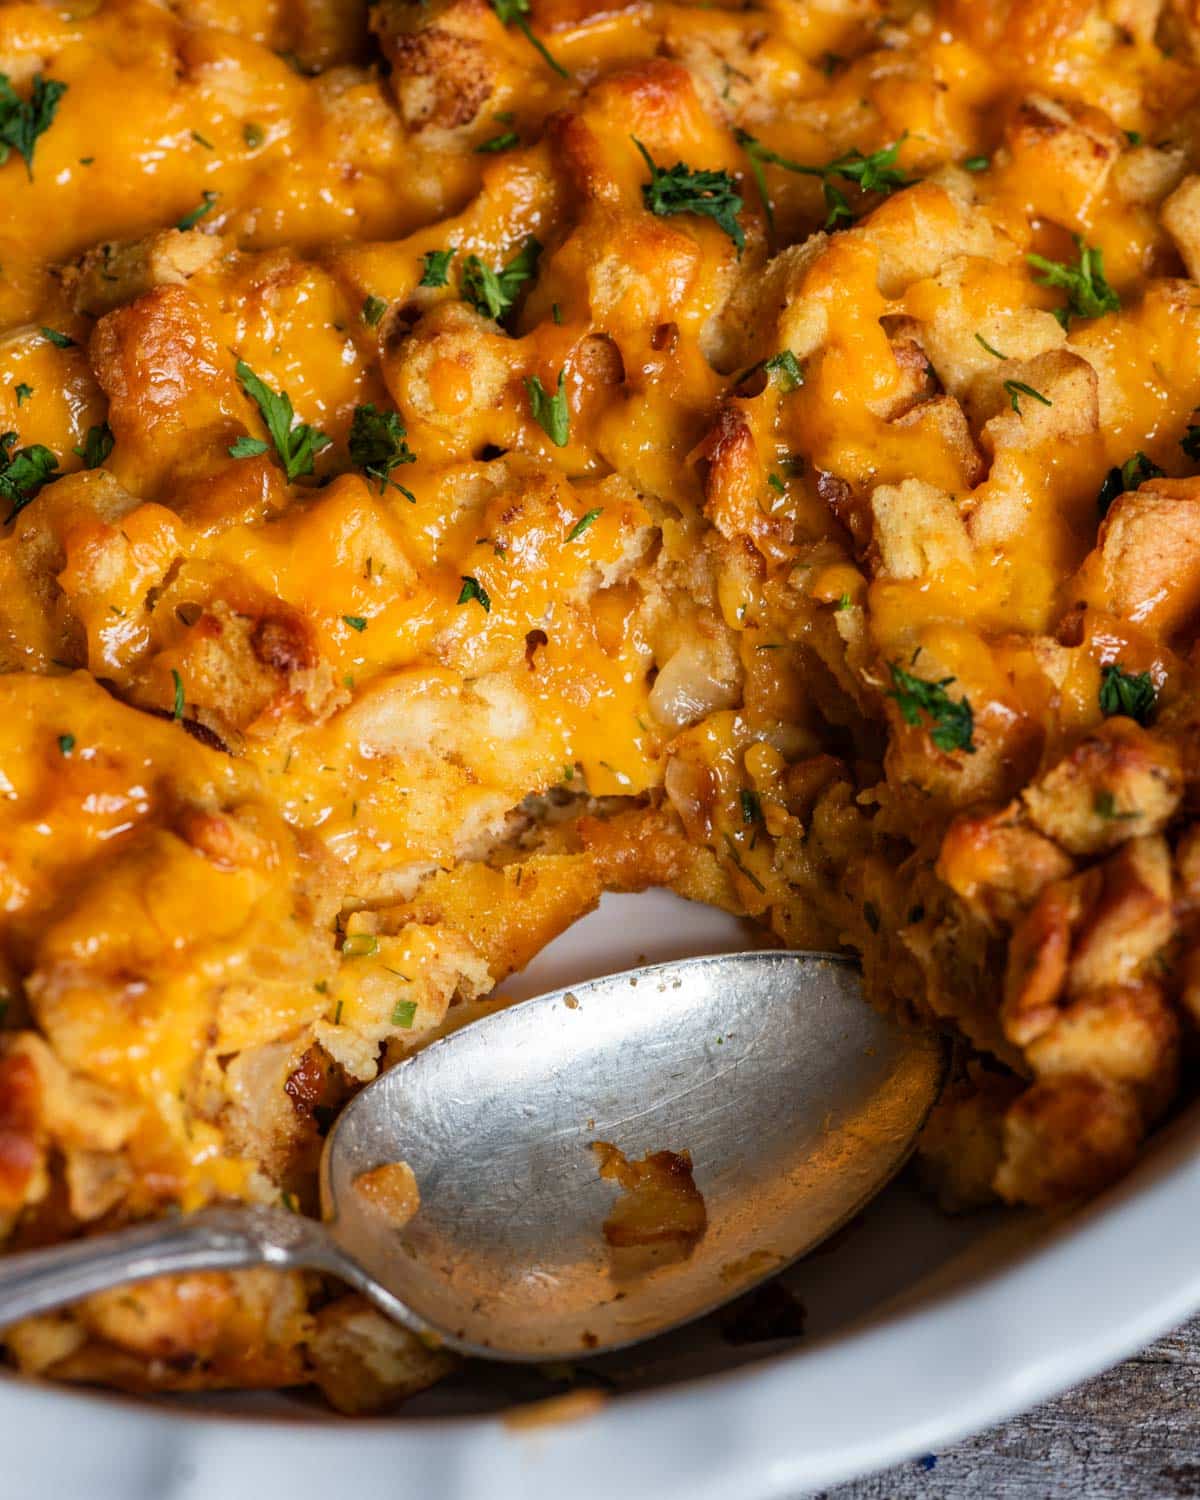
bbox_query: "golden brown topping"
[7,0,1200,1401]
[937,806,1075,928]
[994,1075,1143,1208]
[1021,721,1182,857]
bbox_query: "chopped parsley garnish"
[228,435,270,459]
[964,154,989,172]
[171,668,185,721]
[490,0,569,78]
[552,302,563,324]
[460,238,541,321]
[634,137,745,252]
[1099,663,1156,725]
[1096,451,1163,516]
[764,349,803,391]
[39,326,74,349]
[361,294,387,327]
[1027,236,1119,327]
[343,615,367,632]
[243,122,265,149]
[736,131,776,233]
[887,661,976,754]
[0,432,58,520]
[419,248,456,288]
[836,591,852,610]
[1003,379,1052,414]
[1126,130,1142,146]
[14,383,31,406]
[57,733,74,756]
[348,403,416,498]
[722,832,766,892]
[458,575,491,612]
[974,332,1007,360]
[191,129,213,149]
[525,369,569,446]
[391,999,418,1028]
[233,360,330,482]
[566,506,602,541]
[739,788,761,825]
[476,129,519,153]
[73,422,114,469]
[342,933,379,958]
[766,472,785,494]
[1094,790,1138,821]
[176,189,219,232]
[736,128,910,232]
[0,73,68,178]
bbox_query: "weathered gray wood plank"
[819,1317,1200,1499]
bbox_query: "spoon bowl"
[322,950,944,1358]
[0,952,944,1362]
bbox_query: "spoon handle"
[0,1206,352,1327]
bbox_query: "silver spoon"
[0,952,943,1360]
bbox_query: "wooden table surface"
[821,1317,1200,1498]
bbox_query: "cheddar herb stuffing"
[3,0,1200,1415]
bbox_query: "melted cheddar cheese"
[4,0,1200,1408]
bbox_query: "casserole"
[3,0,1200,1436]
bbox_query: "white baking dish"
[2,889,1196,1500]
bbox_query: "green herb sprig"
[177,190,219,231]
[490,0,568,78]
[764,350,803,391]
[361,295,387,328]
[231,361,330,482]
[458,575,491,612]
[1003,379,1052,414]
[74,423,114,469]
[1096,451,1163,517]
[887,661,976,754]
[1099,663,1156,725]
[348,404,416,499]
[420,248,456,288]
[736,128,910,232]
[525,370,569,446]
[634,138,745,252]
[1027,236,1119,327]
[0,432,58,521]
[0,73,67,178]
[476,130,519,154]
[566,507,602,541]
[461,239,541,322]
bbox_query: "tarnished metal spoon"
[0,952,943,1360]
